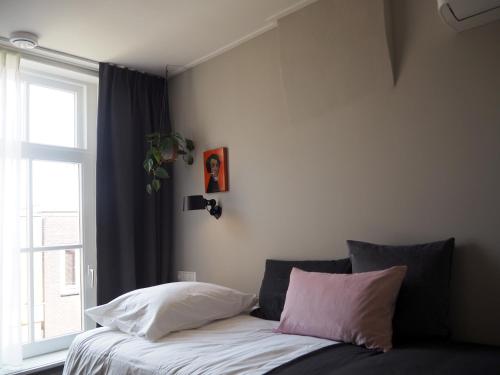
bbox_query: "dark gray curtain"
[96,63,173,304]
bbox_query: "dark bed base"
[267,341,500,375]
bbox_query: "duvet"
[63,314,338,375]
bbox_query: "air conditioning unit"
[438,0,500,31]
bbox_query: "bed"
[64,314,500,375]
[64,239,500,374]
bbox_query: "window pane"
[32,161,81,247]
[33,251,44,341]
[33,249,82,341]
[20,160,29,248]
[28,84,76,148]
[20,252,30,344]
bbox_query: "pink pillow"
[275,266,407,352]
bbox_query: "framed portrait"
[203,147,228,193]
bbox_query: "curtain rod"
[0,36,99,73]
[0,37,181,78]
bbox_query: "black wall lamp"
[183,195,222,219]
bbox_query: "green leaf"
[154,167,169,179]
[143,158,154,173]
[152,149,162,163]
[172,133,185,145]
[186,139,195,151]
[146,184,153,195]
[152,179,161,192]
[172,131,183,139]
[145,132,160,140]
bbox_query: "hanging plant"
[143,131,194,194]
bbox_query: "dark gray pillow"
[348,238,454,340]
[252,258,352,321]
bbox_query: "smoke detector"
[9,31,39,49]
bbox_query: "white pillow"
[85,282,257,341]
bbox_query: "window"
[18,59,98,358]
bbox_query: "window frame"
[19,61,98,359]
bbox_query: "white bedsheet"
[63,314,338,375]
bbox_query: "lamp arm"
[204,198,222,219]
[206,199,217,209]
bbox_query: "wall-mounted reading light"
[183,195,222,219]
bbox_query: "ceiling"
[0,0,315,75]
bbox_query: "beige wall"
[170,0,500,345]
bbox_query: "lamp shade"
[183,195,207,211]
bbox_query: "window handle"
[87,265,95,288]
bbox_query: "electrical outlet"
[177,271,197,282]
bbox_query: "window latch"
[87,265,95,288]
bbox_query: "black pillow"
[252,258,352,321]
[348,238,454,340]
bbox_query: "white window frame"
[19,59,98,359]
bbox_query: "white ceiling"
[0,0,315,75]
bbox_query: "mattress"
[63,314,338,375]
[269,340,500,375]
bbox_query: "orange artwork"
[203,147,228,193]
